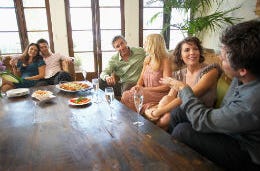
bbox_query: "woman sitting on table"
[2,43,46,92]
[121,33,172,113]
[145,37,222,131]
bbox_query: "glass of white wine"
[133,87,144,127]
[82,70,87,82]
[92,78,101,103]
[105,87,116,122]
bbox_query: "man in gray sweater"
[161,19,260,170]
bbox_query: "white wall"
[201,0,259,51]
[49,0,69,56]
[124,0,140,47]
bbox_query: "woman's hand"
[160,77,187,92]
[144,107,160,122]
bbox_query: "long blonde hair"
[145,33,168,71]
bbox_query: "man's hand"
[105,75,116,86]
[160,77,187,92]
[65,57,74,64]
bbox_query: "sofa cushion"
[215,74,231,108]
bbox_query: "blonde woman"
[121,33,172,113]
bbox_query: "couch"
[1,56,75,81]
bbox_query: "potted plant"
[148,0,242,36]
[74,56,82,71]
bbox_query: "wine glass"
[92,78,101,103]
[105,87,116,121]
[82,70,87,82]
[133,87,144,127]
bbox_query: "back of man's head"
[220,19,260,78]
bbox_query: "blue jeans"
[169,107,260,171]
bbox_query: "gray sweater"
[179,77,260,165]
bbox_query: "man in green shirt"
[100,35,146,97]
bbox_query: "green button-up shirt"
[100,47,146,84]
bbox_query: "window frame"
[64,0,125,77]
[140,0,189,49]
[0,0,54,55]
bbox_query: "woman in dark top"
[2,43,46,91]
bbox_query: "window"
[141,0,189,50]
[0,1,21,55]
[65,0,124,75]
[0,0,53,55]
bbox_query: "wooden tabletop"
[0,84,222,171]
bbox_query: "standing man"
[36,39,74,85]
[100,35,146,97]
[161,19,260,170]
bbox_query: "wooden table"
[0,84,222,171]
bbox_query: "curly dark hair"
[220,19,260,78]
[173,36,205,67]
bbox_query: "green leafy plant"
[74,55,82,70]
[148,0,242,36]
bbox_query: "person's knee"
[1,83,14,92]
[59,72,72,81]
[157,113,170,128]
[35,80,48,87]
[54,72,71,84]
[172,123,192,142]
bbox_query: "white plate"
[68,97,91,106]
[37,95,56,104]
[32,90,55,101]
[56,82,92,92]
[6,88,30,97]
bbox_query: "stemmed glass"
[82,70,87,82]
[92,78,101,103]
[133,87,144,127]
[105,87,116,122]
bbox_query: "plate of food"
[56,81,91,92]
[69,97,91,106]
[6,88,30,97]
[32,90,56,102]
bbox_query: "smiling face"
[28,45,39,58]
[38,42,50,57]
[181,42,200,67]
[113,38,129,57]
